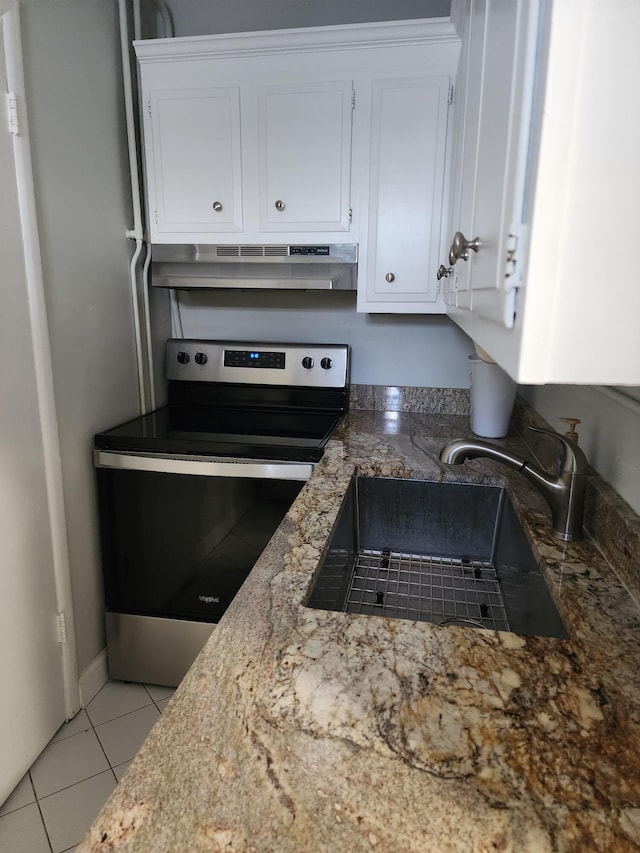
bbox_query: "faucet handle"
[527,426,588,474]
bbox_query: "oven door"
[94,450,310,684]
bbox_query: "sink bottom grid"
[345,548,511,631]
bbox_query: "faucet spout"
[439,428,588,542]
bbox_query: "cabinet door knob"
[212,201,223,212]
[385,272,395,283]
[274,199,286,211]
[437,264,453,280]
[448,231,481,265]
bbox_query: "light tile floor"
[0,680,175,853]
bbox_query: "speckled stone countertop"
[80,410,640,852]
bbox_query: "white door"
[467,0,537,327]
[444,0,487,310]
[145,86,243,240]
[258,80,353,232]
[0,2,75,804]
[364,75,450,310]
[447,0,539,327]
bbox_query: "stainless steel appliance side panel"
[94,450,314,481]
[105,612,215,687]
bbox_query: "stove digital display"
[224,349,286,369]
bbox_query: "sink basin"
[306,477,567,638]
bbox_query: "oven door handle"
[93,450,314,481]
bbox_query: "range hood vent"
[214,245,289,258]
[150,244,357,291]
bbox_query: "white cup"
[469,355,517,438]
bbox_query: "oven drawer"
[105,613,215,687]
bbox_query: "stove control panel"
[224,350,286,370]
[166,340,349,388]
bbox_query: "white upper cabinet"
[361,75,451,312]
[135,21,460,311]
[450,0,530,327]
[258,81,353,233]
[443,0,640,384]
[140,78,354,244]
[146,87,243,235]
[136,44,356,245]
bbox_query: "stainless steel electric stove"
[94,339,350,685]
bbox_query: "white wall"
[522,385,640,516]
[155,0,450,37]
[21,0,139,674]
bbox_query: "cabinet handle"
[385,272,395,283]
[274,200,286,212]
[437,264,453,280]
[212,201,223,212]
[448,231,481,265]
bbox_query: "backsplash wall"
[522,384,640,517]
[175,291,474,387]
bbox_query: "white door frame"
[1,0,79,718]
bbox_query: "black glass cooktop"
[94,405,344,463]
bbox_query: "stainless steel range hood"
[150,244,358,291]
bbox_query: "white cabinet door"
[464,0,535,327]
[446,0,640,384]
[361,76,450,311]
[444,0,490,310]
[258,81,353,233]
[145,87,243,239]
[446,0,535,326]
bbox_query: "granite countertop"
[80,410,640,852]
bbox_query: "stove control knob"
[177,351,190,365]
[320,357,333,370]
[301,356,314,370]
[194,352,208,366]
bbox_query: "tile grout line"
[33,794,54,853]
[2,681,173,852]
[89,702,117,775]
[144,684,173,718]
[29,684,153,850]
[11,772,54,853]
[31,767,116,804]
[87,685,164,774]
[39,684,144,853]
[46,682,148,853]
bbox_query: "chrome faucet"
[439,427,588,542]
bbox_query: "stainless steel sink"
[306,477,567,638]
